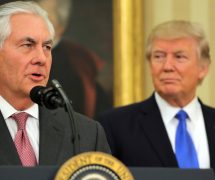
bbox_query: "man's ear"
[198,61,210,80]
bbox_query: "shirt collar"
[155,92,200,124]
[0,96,39,119]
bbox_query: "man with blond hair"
[99,20,215,169]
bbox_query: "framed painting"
[0,0,145,118]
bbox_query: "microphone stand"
[51,79,80,155]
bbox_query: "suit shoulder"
[102,102,143,116]
[98,96,155,119]
[48,107,100,129]
[74,112,100,128]
[201,103,215,114]
[98,102,149,126]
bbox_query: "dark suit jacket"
[99,94,215,168]
[0,106,110,166]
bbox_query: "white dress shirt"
[155,92,210,168]
[0,96,39,162]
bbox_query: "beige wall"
[144,0,215,107]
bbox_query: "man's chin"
[31,80,47,87]
[27,82,46,95]
[158,89,180,98]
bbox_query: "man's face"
[0,13,53,100]
[149,37,208,104]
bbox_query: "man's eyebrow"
[19,37,53,45]
[43,39,53,45]
[174,50,188,54]
[152,50,165,54]
[21,37,36,44]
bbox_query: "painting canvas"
[64,0,113,118]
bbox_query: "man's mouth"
[160,78,179,83]
[30,73,45,81]
[32,73,42,77]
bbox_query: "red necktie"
[11,112,37,166]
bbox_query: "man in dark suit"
[0,1,110,166]
[99,20,215,169]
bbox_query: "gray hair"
[0,1,55,48]
[146,20,211,64]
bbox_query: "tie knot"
[11,112,29,130]
[175,109,188,122]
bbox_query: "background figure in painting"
[36,0,112,118]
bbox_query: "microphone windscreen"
[30,86,46,105]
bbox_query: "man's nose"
[31,47,47,65]
[163,55,175,70]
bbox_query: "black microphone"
[30,85,64,109]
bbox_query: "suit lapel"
[201,104,215,169]
[0,112,21,165]
[38,107,65,165]
[138,95,178,167]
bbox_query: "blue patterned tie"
[175,110,199,168]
